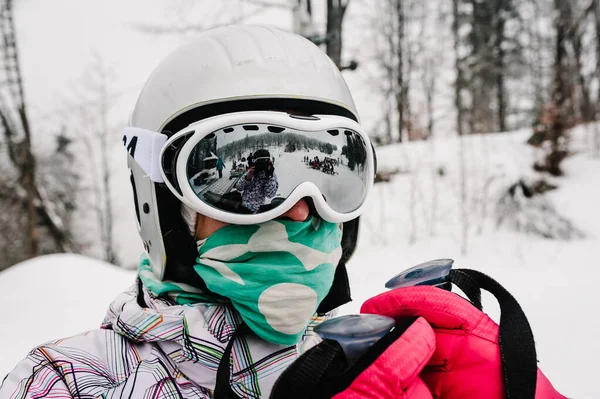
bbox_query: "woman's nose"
[279,198,310,222]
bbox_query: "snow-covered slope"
[0,254,135,377]
[339,124,600,398]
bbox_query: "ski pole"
[313,314,395,366]
[385,258,454,290]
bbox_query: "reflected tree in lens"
[188,134,218,186]
[342,132,367,172]
[219,132,338,159]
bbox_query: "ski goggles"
[124,111,375,225]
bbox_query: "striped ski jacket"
[0,280,327,399]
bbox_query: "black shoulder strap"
[450,269,537,399]
[273,339,346,399]
[448,269,482,310]
[214,323,249,399]
[270,317,417,399]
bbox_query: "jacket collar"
[101,279,328,395]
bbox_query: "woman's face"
[195,198,311,239]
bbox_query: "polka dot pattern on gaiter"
[258,283,318,334]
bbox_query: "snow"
[338,125,600,398]
[0,254,135,377]
[1,125,599,397]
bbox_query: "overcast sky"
[14,1,336,128]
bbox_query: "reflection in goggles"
[185,123,369,215]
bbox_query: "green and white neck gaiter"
[195,217,342,345]
[139,217,342,346]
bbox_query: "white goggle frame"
[124,111,374,225]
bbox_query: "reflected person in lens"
[235,148,278,213]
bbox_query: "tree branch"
[133,0,289,35]
[0,108,19,165]
[132,21,234,34]
[243,0,290,8]
[34,183,79,253]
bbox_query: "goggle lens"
[182,122,370,216]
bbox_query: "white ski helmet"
[131,25,359,132]
[126,24,372,312]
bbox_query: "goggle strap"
[123,127,168,183]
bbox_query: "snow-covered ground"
[0,254,135,377]
[340,124,600,398]
[1,125,599,397]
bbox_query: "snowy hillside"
[0,254,135,377]
[1,125,599,397]
[341,124,600,398]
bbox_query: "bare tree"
[0,0,78,269]
[452,0,466,136]
[294,0,358,71]
[542,0,573,176]
[1,0,37,256]
[564,1,593,123]
[69,54,120,264]
[325,0,350,67]
[36,130,81,252]
[395,0,407,143]
[416,3,440,235]
[595,0,600,116]
[521,0,551,113]
[494,0,509,132]
[451,0,469,252]
[594,0,600,156]
[368,0,416,143]
[292,0,315,37]
[369,0,398,144]
[421,58,436,140]
[524,0,591,175]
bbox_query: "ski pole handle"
[313,314,395,366]
[385,258,454,290]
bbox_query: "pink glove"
[333,317,435,399]
[361,286,567,399]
